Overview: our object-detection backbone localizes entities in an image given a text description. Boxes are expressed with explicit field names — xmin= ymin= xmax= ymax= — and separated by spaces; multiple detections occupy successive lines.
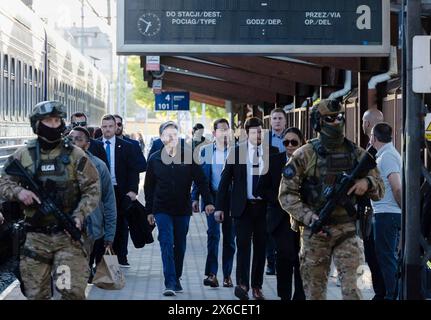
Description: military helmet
xmin=30 ymin=101 xmax=67 ymax=133
xmin=310 ymin=99 xmax=345 ymax=132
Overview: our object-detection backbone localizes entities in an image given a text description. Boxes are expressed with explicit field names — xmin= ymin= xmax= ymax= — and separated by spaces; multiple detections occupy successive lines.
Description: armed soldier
xmin=278 ymin=99 xmax=384 ymax=300
xmin=0 ymin=101 xmax=100 ymax=300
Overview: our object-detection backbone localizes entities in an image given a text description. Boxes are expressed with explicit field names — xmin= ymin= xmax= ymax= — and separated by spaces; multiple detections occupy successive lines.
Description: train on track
xmin=0 ymin=1 xmax=108 ymax=261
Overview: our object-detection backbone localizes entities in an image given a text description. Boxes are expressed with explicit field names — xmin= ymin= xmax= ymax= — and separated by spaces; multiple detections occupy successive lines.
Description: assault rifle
xmin=5 ymin=159 xmax=83 ymax=245
xmin=309 ymin=147 xmax=377 ymax=238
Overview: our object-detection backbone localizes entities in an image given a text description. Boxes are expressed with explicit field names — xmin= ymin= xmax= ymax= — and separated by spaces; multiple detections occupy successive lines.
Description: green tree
xmin=127 ymin=56 xmax=227 ymax=122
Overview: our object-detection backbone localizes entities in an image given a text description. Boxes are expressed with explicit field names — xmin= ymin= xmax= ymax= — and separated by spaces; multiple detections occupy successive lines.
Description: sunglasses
xmin=116 ymin=122 xmax=123 ymax=127
xmin=323 ymin=113 xmax=345 ymax=123
xmin=283 ymin=139 xmax=299 ymax=147
xmin=68 ymin=135 xmax=86 ymax=142
xmin=72 ymin=121 xmax=87 ymax=127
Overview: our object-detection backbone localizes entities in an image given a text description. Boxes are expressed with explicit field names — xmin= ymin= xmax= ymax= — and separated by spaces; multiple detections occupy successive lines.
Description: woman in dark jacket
xmin=258 ymin=127 xmax=306 ymax=300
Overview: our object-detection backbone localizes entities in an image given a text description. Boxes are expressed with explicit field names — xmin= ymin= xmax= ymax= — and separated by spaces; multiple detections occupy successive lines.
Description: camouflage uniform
xmin=0 ymin=101 xmax=100 ymax=300
xmin=278 ymin=100 xmax=384 ymax=300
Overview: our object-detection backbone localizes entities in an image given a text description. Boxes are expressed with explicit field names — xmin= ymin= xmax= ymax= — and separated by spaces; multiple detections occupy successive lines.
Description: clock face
xmin=137 ymin=13 xmax=161 ymax=37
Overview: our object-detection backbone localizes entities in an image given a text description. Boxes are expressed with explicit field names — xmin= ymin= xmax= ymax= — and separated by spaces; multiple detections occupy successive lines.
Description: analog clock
xmin=137 ymin=12 xmax=161 ymax=37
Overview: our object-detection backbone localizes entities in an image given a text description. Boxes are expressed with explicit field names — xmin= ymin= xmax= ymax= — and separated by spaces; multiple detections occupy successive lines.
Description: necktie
xmin=105 ymin=140 xmax=111 ymax=169
xmin=252 ymin=146 xmax=260 ymax=198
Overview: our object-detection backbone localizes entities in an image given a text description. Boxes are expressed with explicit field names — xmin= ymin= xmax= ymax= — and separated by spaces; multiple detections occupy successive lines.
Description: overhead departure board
xmin=117 ymin=0 xmax=390 ymax=56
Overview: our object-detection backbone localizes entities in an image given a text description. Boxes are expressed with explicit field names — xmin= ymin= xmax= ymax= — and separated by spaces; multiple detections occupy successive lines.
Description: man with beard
xmin=0 ymin=101 xmax=100 ymax=299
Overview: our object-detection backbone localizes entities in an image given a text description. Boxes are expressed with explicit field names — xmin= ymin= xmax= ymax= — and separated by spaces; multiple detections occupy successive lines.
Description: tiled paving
xmin=2 ymin=211 xmax=374 ymax=300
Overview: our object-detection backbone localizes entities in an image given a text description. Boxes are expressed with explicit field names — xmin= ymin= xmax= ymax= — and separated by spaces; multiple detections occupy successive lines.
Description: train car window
xmin=11 ymin=58 xmax=15 ymax=121
xmin=40 ymin=71 xmax=44 ymax=102
xmin=24 ymin=63 xmax=28 ymax=117
xmin=17 ymin=60 xmax=22 ymax=121
xmin=72 ymin=87 xmax=76 ymax=112
xmin=34 ymin=69 xmax=38 ymax=103
xmin=3 ymin=54 xmax=9 ymax=121
xmin=29 ymin=66 xmax=33 ymax=111
xmin=54 ymin=78 xmax=58 ymax=100
xmin=60 ymin=82 xmax=64 ymax=104
xmin=48 ymin=76 xmax=53 ymax=101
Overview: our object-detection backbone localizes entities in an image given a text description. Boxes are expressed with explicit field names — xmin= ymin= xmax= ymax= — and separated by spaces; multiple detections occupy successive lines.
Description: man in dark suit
xmin=100 ymin=114 xmax=138 ymax=267
xmin=215 ymin=117 xmax=278 ymax=300
xmin=70 ymin=112 xmax=108 ymax=167
xmin=265 ymin=108 xmax=288 ymax=275
xmin=113 ymin=114 xmax=147 ymax=173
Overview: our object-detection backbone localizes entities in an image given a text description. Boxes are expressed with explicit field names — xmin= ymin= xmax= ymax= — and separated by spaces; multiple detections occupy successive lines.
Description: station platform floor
xmin=1 ymin=210 xmax=374 ymax=300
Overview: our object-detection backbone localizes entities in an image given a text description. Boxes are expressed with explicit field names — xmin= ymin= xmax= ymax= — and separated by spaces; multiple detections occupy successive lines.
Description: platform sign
xmin=146 ymin=55 xmax=160 ymax=71
xmin=117 ymin=0 xmax=390 ymax=56
xmin=152 ymin=79 xmax=162 ymax=94
xmin=155 ymin=92 xmax=190 ymax=111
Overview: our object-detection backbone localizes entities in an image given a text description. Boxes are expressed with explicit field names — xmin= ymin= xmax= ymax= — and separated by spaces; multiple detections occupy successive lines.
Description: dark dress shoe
xmin=292 ymin=292 xmax=306 ymax=300
xmin=88 ymin=267 xmax=95 ymax=284
xmin=252 ymin=288 xmax=265 ymax=300
xmin=234 ymin=285 xmax=249 ymax=300
xmin=223 ymin=276 xmax=233 ymax=288
xmin=203 ymin=274 xmax=219 ymax=287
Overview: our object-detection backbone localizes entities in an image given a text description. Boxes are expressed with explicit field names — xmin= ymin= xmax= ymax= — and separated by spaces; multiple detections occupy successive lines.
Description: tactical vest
xmin=19 ymin=139 xmax=81 ymax=226
xmin=301 ymin=138 xmax=359 ymax=223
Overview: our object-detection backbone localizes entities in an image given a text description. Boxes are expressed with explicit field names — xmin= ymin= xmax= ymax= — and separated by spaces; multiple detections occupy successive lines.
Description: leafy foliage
xmin=127 ymin=56 xmax=228 ymax=121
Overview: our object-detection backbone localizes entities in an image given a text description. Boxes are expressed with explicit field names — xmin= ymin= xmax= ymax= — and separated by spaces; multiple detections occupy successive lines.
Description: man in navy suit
xmin=113 ymin=114 xmax=147 ymax=173
xmin=70 ymin=112 xmax=108 ymax=167
xmin=100 ymin=114 xmax=138 ymax=267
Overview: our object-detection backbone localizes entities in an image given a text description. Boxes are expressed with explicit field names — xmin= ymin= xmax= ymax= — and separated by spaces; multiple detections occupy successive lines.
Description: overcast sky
xmin=32 ymin=0 xmax=114 ymax=34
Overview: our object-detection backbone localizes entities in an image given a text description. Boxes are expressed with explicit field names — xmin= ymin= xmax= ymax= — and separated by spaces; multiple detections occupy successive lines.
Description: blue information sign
xmin=155 ymin=92 xmax=190 ymax=111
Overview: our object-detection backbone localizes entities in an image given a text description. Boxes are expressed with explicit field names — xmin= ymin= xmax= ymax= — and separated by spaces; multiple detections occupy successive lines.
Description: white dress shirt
xmin=102 ymin=135 xmax=117 ymax=186
xmin=246 ymin=141 xmax=264 ymax=200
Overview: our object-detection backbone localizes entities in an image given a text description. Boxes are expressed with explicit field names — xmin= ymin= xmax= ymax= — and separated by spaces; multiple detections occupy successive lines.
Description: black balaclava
xmin=37 ymin=120 xmax=65 ymax=150
xmin=319 ymin=119 xmax=345 ymax=150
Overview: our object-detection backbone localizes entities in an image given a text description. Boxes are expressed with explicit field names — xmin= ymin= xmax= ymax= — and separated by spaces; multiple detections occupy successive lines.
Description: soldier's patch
xmin=283 ymin=164 xmax=296 ymax=179
xmin=77 ymin=157 xmax=87 ymax=173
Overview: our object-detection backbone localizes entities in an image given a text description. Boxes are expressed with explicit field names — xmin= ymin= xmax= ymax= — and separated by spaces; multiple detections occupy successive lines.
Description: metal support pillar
xmin=403 ymin=0 xmax=424 ymax=300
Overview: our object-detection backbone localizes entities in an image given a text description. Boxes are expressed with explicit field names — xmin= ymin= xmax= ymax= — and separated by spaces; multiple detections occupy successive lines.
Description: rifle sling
xmin=21 ymin=247 xmax=53 ymax=265
xmin=333 ymin=230 xmax=356 ymax=249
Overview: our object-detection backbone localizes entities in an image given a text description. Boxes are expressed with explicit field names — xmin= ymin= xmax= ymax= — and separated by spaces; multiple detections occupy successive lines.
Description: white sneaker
xmin=119 ymin=262 xmax=131 ymax=268
xmin=163 ymin=289 xmax=176 ymax=296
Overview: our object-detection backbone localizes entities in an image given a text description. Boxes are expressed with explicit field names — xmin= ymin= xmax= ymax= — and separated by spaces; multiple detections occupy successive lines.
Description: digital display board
xmin=117 ymin=0 xmax=390 ymax=56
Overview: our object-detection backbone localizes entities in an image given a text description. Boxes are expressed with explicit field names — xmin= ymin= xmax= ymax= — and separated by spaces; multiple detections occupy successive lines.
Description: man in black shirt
xmin=145 ymin=121 xmax=215 ymax=296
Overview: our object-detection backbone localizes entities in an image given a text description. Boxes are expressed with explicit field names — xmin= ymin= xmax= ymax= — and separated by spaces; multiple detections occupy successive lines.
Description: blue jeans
xmin=155 ymin=213 xmax=190 ymax=290
xmin=204 ymin=212 xmax=236 ymax=278
xmin=373 ymin=212 xmax=401 ymax=300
